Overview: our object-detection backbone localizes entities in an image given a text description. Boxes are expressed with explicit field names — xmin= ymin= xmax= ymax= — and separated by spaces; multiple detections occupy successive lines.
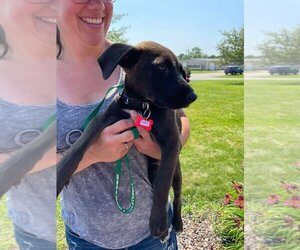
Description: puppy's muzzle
xmin=186 ymin=92 xmax=197 ymax=103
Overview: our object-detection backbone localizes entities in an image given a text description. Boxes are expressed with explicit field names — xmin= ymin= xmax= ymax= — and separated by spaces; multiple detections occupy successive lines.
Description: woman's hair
xmin=0 ymin=25 xmax=9 ymax=59
xmin=56 ymin=26 xmax=62 ymax=59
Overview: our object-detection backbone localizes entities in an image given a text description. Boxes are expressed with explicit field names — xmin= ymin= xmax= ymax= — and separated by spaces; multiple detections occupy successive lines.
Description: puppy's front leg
xmin=150 ymin=122 xmax=180 ymax=240
xmin=57 ymin=114 xmax=107 ymax=195
xmin=172 ymin=161 xmax=183 ymax=233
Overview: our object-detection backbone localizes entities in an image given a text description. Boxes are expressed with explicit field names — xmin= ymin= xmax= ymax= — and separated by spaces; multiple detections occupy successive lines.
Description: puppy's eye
xmin=157 ymin=65 xmax=167 ymax=72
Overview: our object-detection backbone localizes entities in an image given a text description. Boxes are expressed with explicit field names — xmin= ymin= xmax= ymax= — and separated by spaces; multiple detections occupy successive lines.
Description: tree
xmin=257 ymin=26 xmax=300 ymax=65
xmin=177 ymin=47 xmax=207 ymax=60
xmin=106 ymin=13 xmax=130 ymax=44
xmin=217 ymin=27 xmax=244 ymax=65
xmin=186 ymin=47 xmax=206 ymax=58
xmin=177 ymin=53 xmax=187 ymax=60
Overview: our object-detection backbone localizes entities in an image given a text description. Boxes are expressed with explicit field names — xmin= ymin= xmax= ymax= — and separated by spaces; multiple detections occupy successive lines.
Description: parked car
xmin=224 ymin=66 xmax=243 ymax=75
xmin=269 ymin=66 xmax=299 ymax=75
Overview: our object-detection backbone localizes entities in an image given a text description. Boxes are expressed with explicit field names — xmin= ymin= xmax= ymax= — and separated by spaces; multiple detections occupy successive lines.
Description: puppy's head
xmin=98 ymin=41 xmax=197 ymax=109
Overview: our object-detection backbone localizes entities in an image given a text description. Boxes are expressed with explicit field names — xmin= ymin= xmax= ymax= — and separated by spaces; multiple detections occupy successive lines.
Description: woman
xmin=0 ymin=0 xmax=56 ymax=249
xmin=57 ymin=0 xmax=190 ymax=249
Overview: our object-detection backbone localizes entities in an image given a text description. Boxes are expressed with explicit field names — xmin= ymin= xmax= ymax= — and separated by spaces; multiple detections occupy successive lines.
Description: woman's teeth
xmin=37 ymin=17 xmax=56 ymax=24
xmin=80 ymin=17 xmax=103 ymax=25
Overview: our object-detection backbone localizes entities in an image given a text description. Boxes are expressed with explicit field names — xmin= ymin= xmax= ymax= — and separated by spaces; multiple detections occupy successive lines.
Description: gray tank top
xmin=57 ymin=78 xmax=153 ymax=249
xmin=0 ymin=98 xmax=56 ymax=242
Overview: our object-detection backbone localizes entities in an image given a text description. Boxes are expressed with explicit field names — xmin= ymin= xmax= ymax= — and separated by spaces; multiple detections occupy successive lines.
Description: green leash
xmin=114 ymin=153 xmax=135 ymax=213
xmin=82 ymin=84 xmax=124 ymax=130
xmin=82 ymin=84 xmax=139 ymax=214
xmin=42 ymin=113 xmax=56 ymax=131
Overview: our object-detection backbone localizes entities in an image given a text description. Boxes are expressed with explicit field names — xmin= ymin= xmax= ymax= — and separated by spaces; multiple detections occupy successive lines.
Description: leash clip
xmin=143 ymin=103 xmax=151 ymax=120
xmin=124 ymin=97 xmax=129 ymax=105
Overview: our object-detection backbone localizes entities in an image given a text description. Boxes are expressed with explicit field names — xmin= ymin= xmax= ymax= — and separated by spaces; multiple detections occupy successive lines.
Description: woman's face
xmin=0 ymin=0 xmax=56 ymax=46
xmin=57 ymin=0 xmax=113 ymax=47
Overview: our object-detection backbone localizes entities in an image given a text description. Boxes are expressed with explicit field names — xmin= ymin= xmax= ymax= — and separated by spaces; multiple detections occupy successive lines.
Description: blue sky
xmin=245 ymin=0 xmax=300 ymax=55
xmin=113 ymin=0 xmax=300 ymax=57
xmin=113 ymin=0 xmax=244 ymax=56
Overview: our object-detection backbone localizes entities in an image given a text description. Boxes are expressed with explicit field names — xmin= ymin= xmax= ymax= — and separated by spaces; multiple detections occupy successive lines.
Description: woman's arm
xmin=176 ymin=109 xmax=190 ymax=147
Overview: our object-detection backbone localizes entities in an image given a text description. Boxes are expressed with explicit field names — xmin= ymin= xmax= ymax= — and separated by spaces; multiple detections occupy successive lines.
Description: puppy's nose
xmin=187 ymin=92 xmax=197 ymax=103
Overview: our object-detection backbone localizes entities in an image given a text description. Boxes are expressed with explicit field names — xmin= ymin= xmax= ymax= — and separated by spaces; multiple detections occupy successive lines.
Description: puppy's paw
xmin=150 ymin=212 xmax=168 ymax=239
xmin=172 ymin=215 xmax=183 ymax=233
xmin=159 ymin=225 xmax=173 ymax=244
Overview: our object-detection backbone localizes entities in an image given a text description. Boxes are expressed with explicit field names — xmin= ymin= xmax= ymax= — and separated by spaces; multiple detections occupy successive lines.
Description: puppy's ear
xmin=98 ymin=43 xmax=142 ymax=80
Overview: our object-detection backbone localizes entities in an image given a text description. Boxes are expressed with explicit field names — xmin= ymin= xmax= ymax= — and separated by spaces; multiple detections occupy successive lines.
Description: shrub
xmin=215 ymin=181 xmax=244 ymax=249
xmin=252 ymin=180 xmax=300 ymax=249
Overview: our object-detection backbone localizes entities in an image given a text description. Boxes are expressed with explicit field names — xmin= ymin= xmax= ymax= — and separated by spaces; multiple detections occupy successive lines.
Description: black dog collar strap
xmin=119 ymin=90 xmax=150 ymax=112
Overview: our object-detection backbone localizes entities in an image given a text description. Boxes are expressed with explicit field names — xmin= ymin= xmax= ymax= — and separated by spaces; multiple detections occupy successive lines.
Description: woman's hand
xmin=130 ymin=111 xmax=161 ymax=160
xmin=76 ymin=119 xmax=135 ymax=173
xmin=87 ymin=119 xmax=135 ymax=163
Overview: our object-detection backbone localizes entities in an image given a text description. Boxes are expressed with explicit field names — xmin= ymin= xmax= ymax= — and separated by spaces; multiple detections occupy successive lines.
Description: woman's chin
xmin=79 ymin=34 xmax=106 ymax=47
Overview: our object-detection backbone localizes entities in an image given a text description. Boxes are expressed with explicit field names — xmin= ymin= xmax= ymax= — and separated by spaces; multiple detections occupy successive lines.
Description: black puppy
xmin=57 ymin=41 xmax=197 ymax=240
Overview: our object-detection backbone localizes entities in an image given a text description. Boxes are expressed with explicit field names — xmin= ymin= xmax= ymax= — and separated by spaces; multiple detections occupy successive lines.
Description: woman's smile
xmin=57 ymin=1 xmax=113 ymax=47
xmin=79 ymin=16 xmax=104 ymax=26
xmin=34 ymin=16 xmax=57 ymax=25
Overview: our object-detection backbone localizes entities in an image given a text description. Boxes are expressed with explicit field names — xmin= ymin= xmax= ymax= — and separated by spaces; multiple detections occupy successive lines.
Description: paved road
xmin=190 ymin=70 xmax=300 ymax=81
xmin=190 ymin=70 xmax=242 ymax=80
xmin=245 ymin=70 xmax=269 ymax=78
xmin=245 ymin=70 xmax=300 ymax=80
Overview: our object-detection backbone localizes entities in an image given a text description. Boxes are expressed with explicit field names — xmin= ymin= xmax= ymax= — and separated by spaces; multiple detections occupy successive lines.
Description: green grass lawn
xmin=245 ymin=79 xmax=300 ymax=201
xmin=245 ymin=79 xmax=300 ymax=248
xmin=56 ymin=198 xmax=67 ymax=250
xmin=0 ymin=198 xmax=17 ymax=249
xmin=181 ymin=80 xmax=243 ymax=213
